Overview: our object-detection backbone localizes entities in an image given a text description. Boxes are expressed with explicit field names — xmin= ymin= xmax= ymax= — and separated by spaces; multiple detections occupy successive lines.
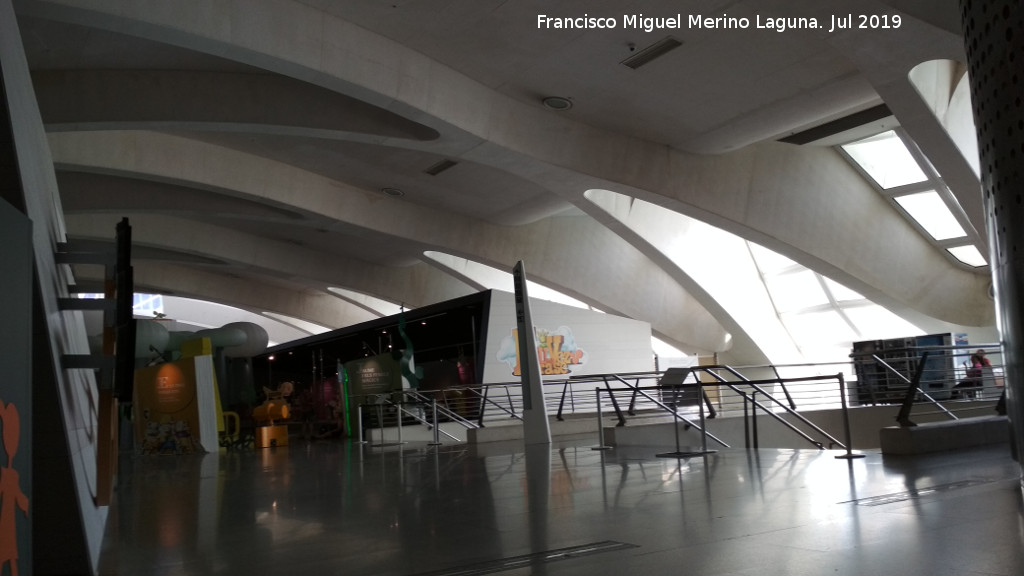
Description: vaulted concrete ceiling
xmin=13 ymin=0 xmax=992 ymax=362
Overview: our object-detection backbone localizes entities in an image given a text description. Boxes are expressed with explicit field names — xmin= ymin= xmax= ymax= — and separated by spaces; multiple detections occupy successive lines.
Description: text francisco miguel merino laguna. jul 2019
xmin=537 ymin=13 xmax=903 ymax=33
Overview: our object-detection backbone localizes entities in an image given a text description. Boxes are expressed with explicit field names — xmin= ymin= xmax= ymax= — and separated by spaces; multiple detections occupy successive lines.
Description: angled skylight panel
xmin=747 ymin=243 xmax=799 ymax=274
xmin=821 ymin=277 xmax=864 ymax=302
xmin=781 ymin=309 xmax=858 ymax=347
xmin=763 ymin=269 xmax=830 ymax=313
xmin=892 ymin=191 xmax=966 ymax=241
xmin=133 ymin=293 xmax=165 ymax=316
xmin=947 ymin=245 xmax=987 ymax=267
xmin=842 ymin=306 xmax=921 ymax=340
xmin=841 ymin=130 xmax=927 ymax=189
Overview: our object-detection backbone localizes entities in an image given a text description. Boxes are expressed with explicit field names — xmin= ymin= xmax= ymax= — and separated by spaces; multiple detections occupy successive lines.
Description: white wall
xmin=1 ymin=2 xmax=106 ymax=571
xmin=482 ymin=290 xmax=654 ymax=383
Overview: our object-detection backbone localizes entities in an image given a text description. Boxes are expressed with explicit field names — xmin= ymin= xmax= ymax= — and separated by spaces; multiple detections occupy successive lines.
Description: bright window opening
xmin=763 ymin=270 xmax=830 ymax=313
xmin=841 ymin=130 xmax=927 ymax=189
xmin=893 ymin=191 xmax=967 ymax=241
xmin=947 ymin=245 xmax=988 ymax=267
xmin=79 ymin=292 xmax=165 ymax=316
xmin=822 ymin=277 xmax=864 ymax=302
xmin=586 ymin=187 xmax=927 ymax=368
xmin=838 ymin=128 xmax=987 ymax=270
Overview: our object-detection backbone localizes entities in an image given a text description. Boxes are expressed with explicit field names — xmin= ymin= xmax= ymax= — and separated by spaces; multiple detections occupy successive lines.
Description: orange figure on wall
xmin=0 ymin=401 xmax=29 ymax=576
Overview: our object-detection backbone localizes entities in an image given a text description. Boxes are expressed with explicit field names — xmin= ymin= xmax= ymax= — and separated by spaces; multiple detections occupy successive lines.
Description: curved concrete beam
xmin=23 ymin=0 xmax=988 ymax=326
xmin=26 ymin=0 xmax=993 ymax=336
xmin=32 ymin=69 xmax=439 ymax=141
xmin=63 ymin=211 xmax=478 ymax=309
xmin=52 ymin=131 xmax=732 ymax=352
xmin=71 ymin=260 xmax=379 ymax=329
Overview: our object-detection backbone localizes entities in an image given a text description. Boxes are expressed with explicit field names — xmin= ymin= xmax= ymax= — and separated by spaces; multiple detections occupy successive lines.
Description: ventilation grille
xmin=840 ymin=479 xmax=992 ymax=506
xmin=412 ymin=541 xmax=638 ymax=576
xmin=777 ymin=104 xmax=892 ymax=145
xmin=424 ymin=159 xmax=458 ymax=176
xmin=621 ymin=37 xmax=683 ymax=69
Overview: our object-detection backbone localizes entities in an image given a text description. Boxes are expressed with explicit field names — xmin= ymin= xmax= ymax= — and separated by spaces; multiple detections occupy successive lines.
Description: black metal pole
xmin=835 ymin=373 xmax=865 ymax=459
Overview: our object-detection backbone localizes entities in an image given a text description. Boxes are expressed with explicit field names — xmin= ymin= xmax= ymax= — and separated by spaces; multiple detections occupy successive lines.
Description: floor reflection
xmin=100 ymin=439 xmax=1023 ymax=576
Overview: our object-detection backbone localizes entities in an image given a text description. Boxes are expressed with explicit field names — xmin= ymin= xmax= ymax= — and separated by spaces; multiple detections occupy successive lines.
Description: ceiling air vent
xmin=620 ymin=37 xmax=683 ymax=70
xmin=424 ymin=159 xmax=458 ymax=176
xmin=778 ymin=104 xmax=892 ymax=145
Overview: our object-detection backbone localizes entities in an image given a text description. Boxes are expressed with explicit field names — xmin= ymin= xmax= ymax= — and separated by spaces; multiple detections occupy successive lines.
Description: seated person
xmin=952 ymin=350 xmax=991 ymax=398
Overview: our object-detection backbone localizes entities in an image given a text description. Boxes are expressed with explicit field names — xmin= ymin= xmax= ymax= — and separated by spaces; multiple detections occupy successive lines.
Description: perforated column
xmin=960 ymin=1 xmax=1024 ymax=472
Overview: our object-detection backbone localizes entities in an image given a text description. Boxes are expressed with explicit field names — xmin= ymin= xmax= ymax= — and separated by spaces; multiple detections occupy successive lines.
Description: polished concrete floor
xmin=99 ymin=436 xmax=1024 ymax=575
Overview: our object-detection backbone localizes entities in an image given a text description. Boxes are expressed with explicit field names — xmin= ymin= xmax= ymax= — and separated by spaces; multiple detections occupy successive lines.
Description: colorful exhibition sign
xmin=497 ymin=326 xmax=588 ymax=377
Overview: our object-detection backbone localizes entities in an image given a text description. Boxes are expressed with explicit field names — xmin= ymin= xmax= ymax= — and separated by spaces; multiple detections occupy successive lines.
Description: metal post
xmin=698 ymin=381 xmax=709 ymax=454
xmin=478 ymin=384 xmax=490 ymax=427
xmin=602 ymin=376 xmax=627 ymax=426
xmin=592 ymin=388 xmax=611 ymax=450
xmin=397 ymin=399 xmax=404 ymax=444
xmin=356 ymin=404 xmax=367 ymax=444
xmin=672 ymin=394 xmax=682 ymax=454
xmin=835 ymin=373 xmax=865 ymax=459
xmin=657 ymin=381 xmax=716 ymax=458
xmin=742 ymin=392 xmax=750 ymax=449
xmin=557 ymin=380 xmax=570 ymax=421
xmin=377 ymin=404 xmax=384 ymax=446
xmin=430 ymin=399 xmax=442 ymax=446
xmin=751 ymin=390 xmax=759 ymax=450
xmin=896 ymin=352 xmax=928 ymax=427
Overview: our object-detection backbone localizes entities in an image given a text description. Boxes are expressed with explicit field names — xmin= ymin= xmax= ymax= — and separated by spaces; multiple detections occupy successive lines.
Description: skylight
xmin=947 ymin=245 xmax=988 ymax=267
xmin=79 ymin=292 xmax=166 ymax=316
xmin=585 ymin=188 xmax=926 ymax=368
xmin=841 ymin=130 xmax=927 ymax=189
xmin=838 ymin=128 xmax=987 ymax=269
xmin=822 ymin=277 xmax=864 ymax=302
xmin=893 ymin=191 xmax=967 ymax=241
xmin=763 ymin=270 xmax=830 ymax=313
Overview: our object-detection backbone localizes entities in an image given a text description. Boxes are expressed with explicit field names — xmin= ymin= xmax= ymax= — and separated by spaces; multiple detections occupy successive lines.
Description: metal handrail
xmin=558 ymin=372 xmax=663 ymax=420
xmin=877 ymin=352 xmax=959 ymax=425
xmin=690 ymin=366 xmax=846 ymax=450
xmin=403 ymin=389 xmax=478 ymax=429
xmin=850 ymin=342 xmax=1003 ymax=424
xmin=768 ymin=364 xmax=797 ymax=410
xmin=392 ymin=401 xmax=461 ymax=442
xmin=468 ymin=383 xmax=523 ymax=427
xmin=605 ymin=375 xmax=731 ymax=448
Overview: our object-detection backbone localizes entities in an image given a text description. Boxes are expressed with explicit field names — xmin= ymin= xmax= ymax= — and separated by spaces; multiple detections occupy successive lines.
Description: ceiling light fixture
xmin=381 ymin=187 xmax=405 ymax=197
xmin=620 ymin=36 xmax=683 ymax=69
xmin=424 ymin=159 xmax=459 ymax=175
xmin=542 ymin=96 xmax=573 ymax=111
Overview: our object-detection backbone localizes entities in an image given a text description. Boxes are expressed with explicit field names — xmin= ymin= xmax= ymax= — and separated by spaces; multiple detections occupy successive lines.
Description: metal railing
xmin=351 ymin=390 xmax=480 ymax=444
xmin=687 ymin=365 xmax=847 ymax=449
xmin=342 ymin=347 xmax=1004 ymax=444
xmin=849 ymin=342 xmax=1005 ymax=426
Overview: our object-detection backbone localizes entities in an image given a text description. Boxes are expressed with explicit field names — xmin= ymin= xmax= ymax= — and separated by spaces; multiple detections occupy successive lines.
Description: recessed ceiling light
xmin=542 ymin=96 xmax=573 ymax=111
xmin=381 ymin=187 xmax=405 ymax=197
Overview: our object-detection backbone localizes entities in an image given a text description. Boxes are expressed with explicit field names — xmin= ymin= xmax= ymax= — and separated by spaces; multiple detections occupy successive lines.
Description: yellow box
xmin=180 ymin=337 xmax=213 ymax=358
xmin=255 ymin=424 xmax=289 ymax=448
